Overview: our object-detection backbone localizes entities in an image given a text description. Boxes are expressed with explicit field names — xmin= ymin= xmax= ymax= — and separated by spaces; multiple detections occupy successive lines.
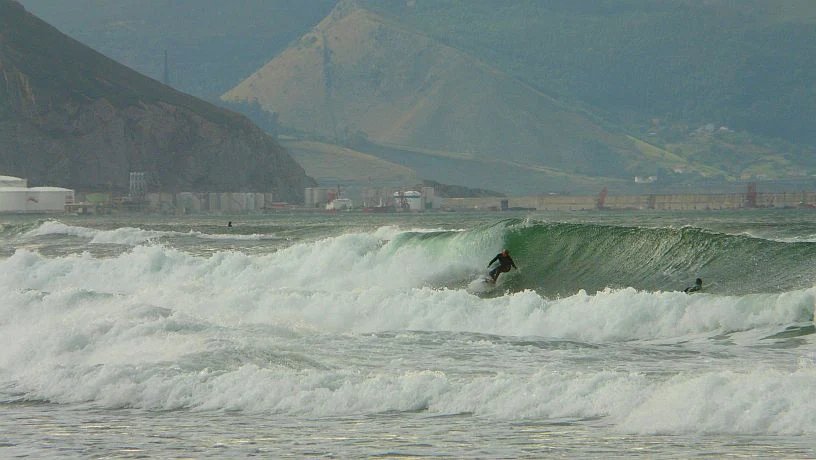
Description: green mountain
xmin=364 ymin=1 xmax=816 ymax=142
xmin=360 ymin=0 xmax=816 ymax=175
xmin=0 ymin=0 xmax=314 ymax=199
xmin=223 ymin=3 xmax=657 ymax=195
xmin=226 ymin=1 xmax=815 ymax=194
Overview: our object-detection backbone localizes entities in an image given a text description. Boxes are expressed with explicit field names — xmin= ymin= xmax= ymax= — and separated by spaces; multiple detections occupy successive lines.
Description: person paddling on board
xmin=487 ymin=249 xmax=517 ymax=283
xmin=684 ymin=278 xmax=703 ymax=293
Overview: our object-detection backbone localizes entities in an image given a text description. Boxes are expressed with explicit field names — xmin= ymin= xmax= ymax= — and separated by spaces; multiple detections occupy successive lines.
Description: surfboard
xmin=467 ymin=275 xmax=496 ymax=294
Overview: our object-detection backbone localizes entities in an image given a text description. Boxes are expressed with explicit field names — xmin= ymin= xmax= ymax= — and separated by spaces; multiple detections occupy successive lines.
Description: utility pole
xmin=163 ymin=50 xmax=169 ymax=86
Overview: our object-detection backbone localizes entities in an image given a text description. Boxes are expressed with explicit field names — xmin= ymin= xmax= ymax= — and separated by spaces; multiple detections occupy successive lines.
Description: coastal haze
xmin=13 ymin=0 xmax=816 ymax=198
xmin=2 ymin=2 xmax=816 ymax=458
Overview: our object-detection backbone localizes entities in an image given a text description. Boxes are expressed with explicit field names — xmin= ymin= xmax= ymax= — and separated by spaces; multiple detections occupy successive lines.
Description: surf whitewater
xmin=1 ymin=213 xmax=815 ymax=456
xmin=2 ymin=215 xmax=814 ymax=338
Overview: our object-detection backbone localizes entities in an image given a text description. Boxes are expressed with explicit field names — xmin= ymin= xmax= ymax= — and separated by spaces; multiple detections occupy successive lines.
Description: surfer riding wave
xmin=487 ymin=249 xmax=517 ymax=283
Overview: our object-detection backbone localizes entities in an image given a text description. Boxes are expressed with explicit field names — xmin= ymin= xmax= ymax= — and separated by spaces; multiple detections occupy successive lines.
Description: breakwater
xmin=444 ymin=191 xmax=816 ymax=211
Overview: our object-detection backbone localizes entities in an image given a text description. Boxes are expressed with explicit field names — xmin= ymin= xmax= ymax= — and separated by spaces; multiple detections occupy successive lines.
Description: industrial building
xmin=394 ymin=187 xmax=440 ymax=211
xmin=159 ymin=192 xmax=278 ymax=213
xmin=393 ymin=190 xmax=422 ymax=210
xmin=306 ymin=186 xmax=442 ymax=211
xmin=0 ymin=175 xmax=74 ymax=213
xmin=304 ymin=187 xmax=341 ymax=209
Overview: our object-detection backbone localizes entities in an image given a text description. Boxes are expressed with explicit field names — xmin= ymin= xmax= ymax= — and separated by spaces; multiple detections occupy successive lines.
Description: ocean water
xmin=1 ymin=210 xmax=815 ymax=458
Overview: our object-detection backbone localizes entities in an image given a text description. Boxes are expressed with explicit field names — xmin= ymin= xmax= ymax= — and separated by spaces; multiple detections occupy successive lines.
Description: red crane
xmin=596 ymin=187 xmax=608 ymax=210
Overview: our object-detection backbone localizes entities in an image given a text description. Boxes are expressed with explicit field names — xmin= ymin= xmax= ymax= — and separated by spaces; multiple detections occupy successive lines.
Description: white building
xmin=634 ymin=176 xmax=658 ymax=184
xmin=0 ymin=176 xmax=74 ymax=213
xmin=326 ymin=197 xmax=353 ymax=211
xmin=394 ymin=190 xmax=423 ymax=210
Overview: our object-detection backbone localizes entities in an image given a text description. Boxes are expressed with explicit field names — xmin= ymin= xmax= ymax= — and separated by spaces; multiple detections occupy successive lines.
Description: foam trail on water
xmin=26 ymin=221 xmax=171 ymax=245
xmin=187 ymin=230 xmax=281 ymax=241
xmin=23 ymin=220 xmax=280 ymax=245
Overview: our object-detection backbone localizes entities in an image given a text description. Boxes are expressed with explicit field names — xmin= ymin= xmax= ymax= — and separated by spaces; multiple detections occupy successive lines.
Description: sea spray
xmin=1 ymin=213 xmax=815 ymax=453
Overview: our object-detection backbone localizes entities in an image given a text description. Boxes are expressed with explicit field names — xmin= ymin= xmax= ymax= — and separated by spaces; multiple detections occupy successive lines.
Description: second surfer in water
xmin=487 ymin=249 xmax=517 ymax=283
xmin=684 ymin=278 xmax=703 ymax=293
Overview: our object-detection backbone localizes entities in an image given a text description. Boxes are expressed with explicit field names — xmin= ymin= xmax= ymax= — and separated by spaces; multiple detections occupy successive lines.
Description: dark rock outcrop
xmin=0 ymin=0 xmax=314 ymax=201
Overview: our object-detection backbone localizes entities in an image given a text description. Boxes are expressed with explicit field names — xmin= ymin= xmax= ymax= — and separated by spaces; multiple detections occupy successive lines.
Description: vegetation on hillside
xmin=362 ymin=0 xmax=816 ymax=179
xmin=363 ymin=0 xmax=816 ymax=142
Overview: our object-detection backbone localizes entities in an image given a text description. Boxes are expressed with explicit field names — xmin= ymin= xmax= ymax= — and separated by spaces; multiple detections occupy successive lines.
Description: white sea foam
xmin=2 ymin=226 xmax=815 ymax=438
xmin=24 ymin=220 xmax=280 ymax=245
xmin=3 ymin=229 xmax=814 ymax=338
xmin=27 ymin=220 xmax=100 ymax=239
xmin=188 ymin=230 xmax=280 ymax=241
xmin=27 ymin=221 xmax=168 ymax=244
xmin=4 ymin=334 xmax=816 ymax=436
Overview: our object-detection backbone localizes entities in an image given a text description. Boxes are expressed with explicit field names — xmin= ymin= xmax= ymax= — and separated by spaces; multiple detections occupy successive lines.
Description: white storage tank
xmin=26 ymin=187 xmax=74 ymax=212
xmin=304 ymin=187 xmax=316 ymax=208
xmin=0 ymin=175 xmax=74 ymax=213
xmin=0 ymin=186 xmax=73 ymax=213
xmin=313 ymin=188 xmax=329 ymax=208
xmin=0 ymin=175 xmax=27 ymax=188
xmin=0 ymin=187 xmax=28 ymax=212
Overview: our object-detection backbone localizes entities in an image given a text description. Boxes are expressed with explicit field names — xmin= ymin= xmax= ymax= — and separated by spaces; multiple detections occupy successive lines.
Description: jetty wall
xmin=444 ymin=191 xmax=816 ymax=211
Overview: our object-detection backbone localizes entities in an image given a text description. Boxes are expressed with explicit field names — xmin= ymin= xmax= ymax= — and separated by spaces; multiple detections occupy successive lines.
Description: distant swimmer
xmin=228 ymin=221 xmax=233 ymax=227
xmin=487 ymin=249 xmax=517 ymax=283
xmin=684 ymin=278 xmax=703 ymax=293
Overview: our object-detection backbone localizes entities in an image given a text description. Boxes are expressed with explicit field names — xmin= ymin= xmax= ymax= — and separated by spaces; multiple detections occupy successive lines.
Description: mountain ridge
xmin=222 ymin=2 xmax=658 ymax=194
xmin=0 ymin=0 xmax=314 ymax=200
xmin=12 ymin=0 xmax=816 ymax=195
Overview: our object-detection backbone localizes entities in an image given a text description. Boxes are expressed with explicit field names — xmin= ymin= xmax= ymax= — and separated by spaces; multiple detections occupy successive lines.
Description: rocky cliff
xmin=0 ymin=0 xmax=314 ymax=201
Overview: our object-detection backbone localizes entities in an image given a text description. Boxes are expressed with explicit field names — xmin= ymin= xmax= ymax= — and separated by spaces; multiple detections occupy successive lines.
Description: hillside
xmin=362 ymin=0 xmax=816 ymax=170
xmin=0 ymin=0 xmax=314 ymax=200
xmin=15 ymin=0 xmax=816 ymax=195
xmin=16 ymin=0 xmax=337 ymax=98
xmin=222 ymin=3 xmax=664 ymax=194
xmin=281 ymin=139 xmax=417 ymax=187
xmin=222 ymin=1 xmax=816 ymax=194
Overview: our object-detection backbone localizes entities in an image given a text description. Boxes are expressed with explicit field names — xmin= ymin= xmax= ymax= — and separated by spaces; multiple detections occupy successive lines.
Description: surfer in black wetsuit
xmin=684 ymin=278 xmax=702 ymax=293
xmin=488 ymin=249 xmax=517 ymax=282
